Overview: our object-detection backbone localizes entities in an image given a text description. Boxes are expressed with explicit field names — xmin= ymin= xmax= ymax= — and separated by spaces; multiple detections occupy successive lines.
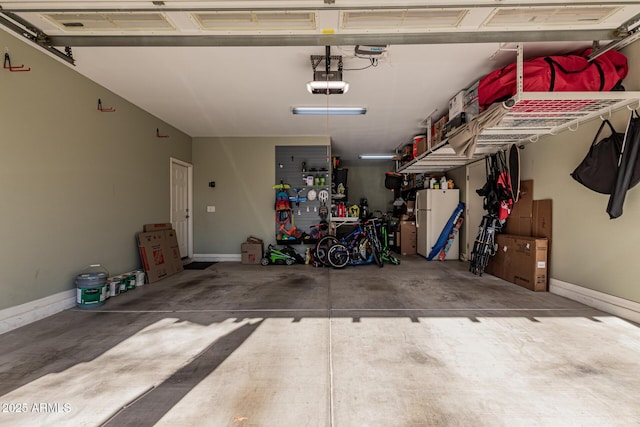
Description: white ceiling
xmin=3 ymin=1 xmax=640 ymax=163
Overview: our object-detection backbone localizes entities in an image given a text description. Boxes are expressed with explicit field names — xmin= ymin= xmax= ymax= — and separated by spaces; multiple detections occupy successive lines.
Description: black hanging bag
xmin=570 ymin=119 xmax=626 ymax=194
xmin=607 ymin=110 xmax=640 ymax=218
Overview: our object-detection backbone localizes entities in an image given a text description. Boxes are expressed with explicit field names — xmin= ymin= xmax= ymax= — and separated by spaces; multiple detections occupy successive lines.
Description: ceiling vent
xmin=341 ymin=8 xmax=467 ymax=31
xmin=193 ymin=11 xmax=316 ymax=31
xmin=483 ymin=6 xmax=621 ymax=27
xmin=44 ymin=13 xmax=174 ymax=31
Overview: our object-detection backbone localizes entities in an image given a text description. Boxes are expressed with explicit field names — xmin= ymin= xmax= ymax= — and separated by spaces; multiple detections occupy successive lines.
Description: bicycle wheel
xmin=470 ymin=216 xmax=490 ymax=275
xmin=372 ymin=244 xmax=384 ymax=267
xmin=327 ymin=244 xmax=349 ymax=268
xmin=367 ymin=227 xmax=384 ymax=268
xmin=315 ymin=236 xmax=338 ymax=267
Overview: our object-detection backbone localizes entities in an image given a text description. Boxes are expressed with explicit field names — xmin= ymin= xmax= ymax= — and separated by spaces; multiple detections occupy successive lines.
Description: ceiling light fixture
xmin=308 ymin=46 xmax=349 ymax=95
xmin=292 ymin=107 xmax=367 ymax=115
xmin=359 ymin=154 xmax=396 ymax=160
xmin=306 ymin=80 xmax=349 ymax=94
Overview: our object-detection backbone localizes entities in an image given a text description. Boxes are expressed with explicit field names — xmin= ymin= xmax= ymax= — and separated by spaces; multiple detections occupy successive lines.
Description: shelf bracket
xmin=516 ymin=43 xmax=523 ymax=99
xmin=3 ymin=52 xmax=30 ymax=72
xmin=97 ymin=98 xmax=115 ymax=112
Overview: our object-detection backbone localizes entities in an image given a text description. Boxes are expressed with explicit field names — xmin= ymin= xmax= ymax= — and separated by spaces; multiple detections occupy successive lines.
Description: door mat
xmin=183 ymin=262 xmax=216 ymax=270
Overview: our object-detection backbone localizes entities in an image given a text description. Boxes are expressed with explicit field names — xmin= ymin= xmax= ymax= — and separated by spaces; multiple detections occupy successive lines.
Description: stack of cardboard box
xmin=486 ymin=180 xmax=552 ymax=292
xmin=136 ymin=223 xmax=184 ymax=283
xmin=396 ymin=220 xmax=417 ymax=256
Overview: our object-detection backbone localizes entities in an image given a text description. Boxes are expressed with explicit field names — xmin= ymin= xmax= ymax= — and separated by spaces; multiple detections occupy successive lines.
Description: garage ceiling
xmin=2 ymin=1 xmax=640 ymax=164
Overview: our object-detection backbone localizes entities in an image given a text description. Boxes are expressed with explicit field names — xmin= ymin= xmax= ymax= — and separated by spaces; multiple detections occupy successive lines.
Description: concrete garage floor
xmin=1 ymin=257 xmax=640 ymax=426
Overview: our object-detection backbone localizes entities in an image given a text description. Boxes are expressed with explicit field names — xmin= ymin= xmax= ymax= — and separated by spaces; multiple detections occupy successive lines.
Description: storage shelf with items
xmin=331 ymin=156 xmax=348 ymax=202
xmin=398 ymin=44 xmax=640 ymax=175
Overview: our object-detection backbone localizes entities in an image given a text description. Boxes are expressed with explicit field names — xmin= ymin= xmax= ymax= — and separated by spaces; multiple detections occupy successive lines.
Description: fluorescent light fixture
xmin=306 ymin=80 xmax=349 ymax=94
xmin=292 ymin=107 xmax=367 ymax=115
xmin=359 ymin=154 xmax=395 ymax=160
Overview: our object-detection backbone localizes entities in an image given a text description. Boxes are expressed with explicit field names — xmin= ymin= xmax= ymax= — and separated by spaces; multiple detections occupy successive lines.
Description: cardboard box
xmin=532 ymin=199 xmax=552 ymax=241
xmin=241 ymin=236 xmax=264 ymax=264
xmin=431 ymin=115 xmax=448 ymax=146
xmin=399 ymin=221 xmax=417 ymax=255
xmin=445 ymin=112 xmax=467 ymax=135
xmin=143 ymin=223 xmax=173 ymax=232
xmin=164 ymin=228 xmax=184 ymax=274
xmin=504 ymin=180 xmax=534 ymax=236
xmin=487 ymin=234 xmax=548 ymax=292
xmin=401 ymin=143 xmax=414 ymax=161
xmin=137 ymin=231 xmax=172 ymax=283
xmin=448 ymin=90 xmax=466 ymax=118
xmin=485 ymin=237 xmax=508 ymax=279
xmin=463 ymin=81 xmax=480 ymax=120
xmin=532 ymin=199 xmax=552 ymax=287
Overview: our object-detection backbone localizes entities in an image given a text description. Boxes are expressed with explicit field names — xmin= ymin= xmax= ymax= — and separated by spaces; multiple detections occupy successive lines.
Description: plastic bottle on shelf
xmin=440 ymin=175 xmax=448 ymax=190
xmin=429 ymin=177 xmax=437 ymax=189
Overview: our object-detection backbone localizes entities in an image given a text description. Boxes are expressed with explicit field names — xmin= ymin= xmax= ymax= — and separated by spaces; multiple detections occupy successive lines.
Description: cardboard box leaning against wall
xmin=164 ymin=228 xmax=184 ymax=274
xmin=143 ymin=223 xmax=173 ymax=232
xmin=137 ymin=230 xmax=172 ymax=283
xmin=138 ymin=224 xmax=184 ymax=283
xmin=504 ymin=180 xmax=534 ymax=236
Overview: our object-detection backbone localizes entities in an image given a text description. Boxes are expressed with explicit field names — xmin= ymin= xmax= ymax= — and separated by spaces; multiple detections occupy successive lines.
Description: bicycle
xmin=327 ymin=220 xmax=383 ymax=268
xmin=369 ymin=211 xmax=400 ymax=265
xmin=377 ymin=217 xmax=400 ymax=265
xmin=469 ymin=214 xmax=501 ymax=276
xmin=314 ymin=220 xmax=383 ymax=268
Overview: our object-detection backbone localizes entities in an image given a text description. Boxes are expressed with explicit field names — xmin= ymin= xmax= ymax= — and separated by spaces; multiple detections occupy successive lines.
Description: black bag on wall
xmin=570 ymin=119 xmax=626 ymax=194
xmin=607 ymin=110 xmax=640 ymax=219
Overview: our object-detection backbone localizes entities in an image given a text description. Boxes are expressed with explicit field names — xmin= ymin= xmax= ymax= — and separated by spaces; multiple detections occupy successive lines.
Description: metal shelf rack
xmin=398 ymin=45 xmax=640 ymax=175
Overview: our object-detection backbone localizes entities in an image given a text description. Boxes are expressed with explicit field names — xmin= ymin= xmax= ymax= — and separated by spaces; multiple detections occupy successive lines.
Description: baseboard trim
xmin=0 ymin=289 xmax=76 ymax=335
xmin=192 ymin=253 xmax=241 ymax=262
xmin=550 ymin=279 xmax=640 ymax=324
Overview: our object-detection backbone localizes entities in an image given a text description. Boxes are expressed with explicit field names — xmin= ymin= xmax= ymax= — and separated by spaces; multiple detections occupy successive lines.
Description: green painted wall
xmin=0 ymin=32 xmax=191 ymax=310
xmin=346 ymin=163 xmax=396 ymax=215
xmin=192 ymin=136 xmax=330 ymax=254
xmin=516 ymin=41 xmax=640 ymax=303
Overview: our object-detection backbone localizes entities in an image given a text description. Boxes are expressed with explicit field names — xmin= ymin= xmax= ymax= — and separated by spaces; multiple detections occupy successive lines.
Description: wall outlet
xmin=207 ymin=206 xmax=215 ymax=213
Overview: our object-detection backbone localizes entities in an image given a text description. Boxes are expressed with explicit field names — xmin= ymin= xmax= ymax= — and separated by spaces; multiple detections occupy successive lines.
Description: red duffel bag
xmin=478 ymin=49 xmax=628 ymax=110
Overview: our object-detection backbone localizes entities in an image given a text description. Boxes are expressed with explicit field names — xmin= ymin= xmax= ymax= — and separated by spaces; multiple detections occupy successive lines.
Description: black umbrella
xmin=607 ymin=110 xmax=640 ymax=219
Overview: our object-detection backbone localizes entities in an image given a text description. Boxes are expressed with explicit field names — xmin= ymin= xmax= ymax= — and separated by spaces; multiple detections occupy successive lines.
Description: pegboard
xmin=275 ymin=146 xmax=330 ymax=244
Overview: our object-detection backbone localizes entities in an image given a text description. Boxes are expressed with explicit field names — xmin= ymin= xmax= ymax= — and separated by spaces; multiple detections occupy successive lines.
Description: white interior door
xmin=171 ymin=158 xmax=192 ymax=258
xmin=465 ymin=159 xmax=487 ymax=261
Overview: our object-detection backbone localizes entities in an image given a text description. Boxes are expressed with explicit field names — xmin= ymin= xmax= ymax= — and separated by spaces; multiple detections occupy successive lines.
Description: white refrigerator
xmin=415 ymin=189 xmax=460 ymax=260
